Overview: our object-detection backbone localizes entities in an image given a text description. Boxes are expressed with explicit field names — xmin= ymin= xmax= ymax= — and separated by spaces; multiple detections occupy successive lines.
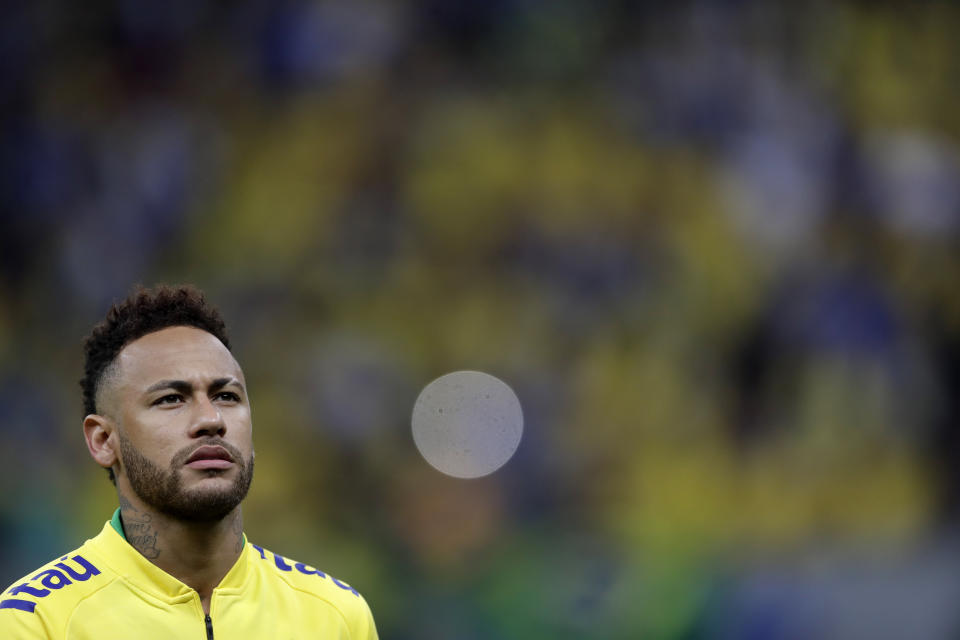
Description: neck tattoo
xmin=119 ymin=494 xmax=161 ymax=559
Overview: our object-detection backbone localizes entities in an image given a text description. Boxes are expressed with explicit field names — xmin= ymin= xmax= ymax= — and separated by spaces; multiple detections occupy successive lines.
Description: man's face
xmin=103 ymin=326 xmax=255 ymax=522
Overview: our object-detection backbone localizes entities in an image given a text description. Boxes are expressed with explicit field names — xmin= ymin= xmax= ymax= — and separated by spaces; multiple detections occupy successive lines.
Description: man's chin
xmin=162 ymin=489 xmax=244 ymax=522
xmin=153 ymin=475 xmax=246 ymax=521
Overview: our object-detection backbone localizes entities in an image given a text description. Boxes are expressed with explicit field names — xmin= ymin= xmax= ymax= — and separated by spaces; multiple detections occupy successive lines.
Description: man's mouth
xmin=185 ymin=445 xmax=234 ymax=470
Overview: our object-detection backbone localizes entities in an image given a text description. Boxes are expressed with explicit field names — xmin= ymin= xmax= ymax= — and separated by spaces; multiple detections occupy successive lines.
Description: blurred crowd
xmin=2 ymin=1 xmax=960 ymax=638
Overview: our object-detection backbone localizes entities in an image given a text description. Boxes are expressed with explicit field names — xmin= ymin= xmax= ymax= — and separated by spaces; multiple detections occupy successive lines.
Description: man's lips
xmin=185 ymin=445 xmax=234 ymax=470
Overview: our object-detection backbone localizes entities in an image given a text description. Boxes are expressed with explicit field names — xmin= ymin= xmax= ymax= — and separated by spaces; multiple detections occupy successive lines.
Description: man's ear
xmin=83 ymin=414 xmax=118 ymax=472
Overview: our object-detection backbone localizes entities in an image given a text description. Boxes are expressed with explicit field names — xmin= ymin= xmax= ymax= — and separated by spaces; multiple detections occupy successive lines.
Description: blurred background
xmin=2 ymin=1 xmax=960 ymax=638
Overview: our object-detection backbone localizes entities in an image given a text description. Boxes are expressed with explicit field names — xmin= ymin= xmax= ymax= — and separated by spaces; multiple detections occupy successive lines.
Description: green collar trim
xmin=109 ymin=507 xmax=246 ymax=549
xmin=110 ymin=507 xmax=126 ymax=540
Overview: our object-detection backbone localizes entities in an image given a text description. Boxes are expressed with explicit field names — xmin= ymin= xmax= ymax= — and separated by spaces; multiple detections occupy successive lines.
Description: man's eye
xmin=153 ymin=394 xmax=183 ymax=405
xmin=215 ymin=392 xmax=240 ymax=402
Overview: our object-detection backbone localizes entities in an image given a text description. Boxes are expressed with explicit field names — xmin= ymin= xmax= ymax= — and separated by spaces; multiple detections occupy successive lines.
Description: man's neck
xmin=117 ymin=492 xmax=244 ymax=613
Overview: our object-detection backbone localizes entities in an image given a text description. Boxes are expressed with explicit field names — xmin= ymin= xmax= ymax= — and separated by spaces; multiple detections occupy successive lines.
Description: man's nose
xmin=190 ymin=395 xmax=226 ymax=438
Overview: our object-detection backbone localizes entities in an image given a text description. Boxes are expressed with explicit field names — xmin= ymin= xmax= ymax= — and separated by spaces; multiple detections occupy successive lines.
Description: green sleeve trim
xmin=110 ymin=507 xmax=126 ymax=540
xmin=109 ymin=506 xmax=246 ymax=549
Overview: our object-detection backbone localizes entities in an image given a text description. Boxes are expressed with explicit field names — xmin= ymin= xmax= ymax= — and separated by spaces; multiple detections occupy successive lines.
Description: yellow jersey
xmin=0 ymin=512 xmax=378 ymax=639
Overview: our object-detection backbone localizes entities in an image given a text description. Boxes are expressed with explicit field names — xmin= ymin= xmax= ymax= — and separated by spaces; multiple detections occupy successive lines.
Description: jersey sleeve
xmin=0 ymin=605 xmax=51 ymax=639
xmin=351 ymin=593 xmax=378 ymax=640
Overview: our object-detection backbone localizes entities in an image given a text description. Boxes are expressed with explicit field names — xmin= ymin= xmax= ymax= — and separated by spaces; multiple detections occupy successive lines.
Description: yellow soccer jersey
xmin=0 ymin=512 xmax=378 ymax=639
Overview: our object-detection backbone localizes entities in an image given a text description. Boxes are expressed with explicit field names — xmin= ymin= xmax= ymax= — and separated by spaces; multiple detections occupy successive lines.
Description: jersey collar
xmin=92 ymin=511 xmax=252 ymax=602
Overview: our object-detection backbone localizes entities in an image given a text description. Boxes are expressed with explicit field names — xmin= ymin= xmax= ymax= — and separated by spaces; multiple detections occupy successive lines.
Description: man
xmin=0 ymin=285 xmax=378 ymax=639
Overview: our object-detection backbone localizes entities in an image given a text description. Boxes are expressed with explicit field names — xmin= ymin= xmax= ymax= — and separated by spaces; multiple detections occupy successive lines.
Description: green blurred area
xmin=2 ymin=2 xmax=960 ymax=637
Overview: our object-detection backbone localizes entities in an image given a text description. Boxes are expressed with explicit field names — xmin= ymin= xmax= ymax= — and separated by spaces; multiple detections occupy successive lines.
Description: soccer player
xmin=0 ymin=285 xmax=378 ymax=639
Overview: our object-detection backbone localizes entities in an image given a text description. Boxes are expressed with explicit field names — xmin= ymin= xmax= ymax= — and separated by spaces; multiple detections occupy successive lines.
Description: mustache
xmin=171 ymin=439 xmax=247 ymax=469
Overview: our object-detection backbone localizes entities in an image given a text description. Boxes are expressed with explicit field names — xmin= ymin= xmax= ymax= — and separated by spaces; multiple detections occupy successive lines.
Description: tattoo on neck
xmin=119 ymin=494 xmax=161 ymax=559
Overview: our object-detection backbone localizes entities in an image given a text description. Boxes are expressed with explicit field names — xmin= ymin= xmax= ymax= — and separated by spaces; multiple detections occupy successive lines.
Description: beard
xmin=118 ymin=434 xmax=255 ymax=523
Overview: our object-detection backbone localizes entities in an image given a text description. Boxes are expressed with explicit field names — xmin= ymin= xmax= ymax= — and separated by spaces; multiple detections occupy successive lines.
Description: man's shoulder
xmin=1 ymin=538 xmax=111 ymax=629
xmin=245 ymin=542 xmax=370 ymax=612
xmin=242 ymin=543 xmax=379 ymax=638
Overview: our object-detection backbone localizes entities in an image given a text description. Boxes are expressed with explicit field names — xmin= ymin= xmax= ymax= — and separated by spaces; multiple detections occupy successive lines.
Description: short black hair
xmin=81 ymin=285 xmax=231 ymax=483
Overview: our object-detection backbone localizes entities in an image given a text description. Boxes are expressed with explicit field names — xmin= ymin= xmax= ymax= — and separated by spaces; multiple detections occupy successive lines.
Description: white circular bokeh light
xmin=411 ymin=371 xmax=523 ymax=479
